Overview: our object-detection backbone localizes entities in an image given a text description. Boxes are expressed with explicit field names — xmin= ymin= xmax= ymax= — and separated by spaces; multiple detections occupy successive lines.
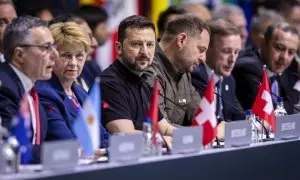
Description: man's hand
xmin=79 ymin=148 xmax=107 ymax=160
xmin=217 ymin=120 xmax=226 ymax=140
xmin=163 ymin=136 xmax=172 ymax=150
xmin=93 ymin=149 xmax=107 ymax=160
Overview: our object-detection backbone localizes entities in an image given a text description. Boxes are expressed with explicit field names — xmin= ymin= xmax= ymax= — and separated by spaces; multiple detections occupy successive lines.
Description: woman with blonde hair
xmin=36 ymin=22 xmax=108 ymax=148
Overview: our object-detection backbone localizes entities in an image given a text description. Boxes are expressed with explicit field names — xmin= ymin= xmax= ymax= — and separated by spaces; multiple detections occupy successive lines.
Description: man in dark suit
xmin=233 ymin=22 xmax=300 ymax=114
xmin=0 ymin=16 xmax=57 ymax=163
xmin=192 ymin=19 xmax=245 ymax=139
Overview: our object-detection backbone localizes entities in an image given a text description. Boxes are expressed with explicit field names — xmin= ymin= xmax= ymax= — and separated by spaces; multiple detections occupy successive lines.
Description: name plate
xmin=109 ymin=134 xmax=143 ymax=163
xmin=172 ymin=126 xmax=202 ymax=154
xmin=42 ymin=140 xmax=78 ymax=170
xmin=225 ymin=120 xmax=251 ymax=148
xmin=275 ymin=113 xmax=300 ymax=140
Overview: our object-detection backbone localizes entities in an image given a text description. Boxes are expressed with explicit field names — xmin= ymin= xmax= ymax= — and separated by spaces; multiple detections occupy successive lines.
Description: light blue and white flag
xmin=73 ymin=79 xmax=101 ymax=156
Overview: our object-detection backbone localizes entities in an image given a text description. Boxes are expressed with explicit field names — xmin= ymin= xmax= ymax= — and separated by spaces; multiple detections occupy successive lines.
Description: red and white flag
xmin=146 ymin=79 xmax=159 ymax=145
xmin=252 ymin=67 xmax=276 ymax=132
xmin=192 ymin=76 xmax=217 ymax=146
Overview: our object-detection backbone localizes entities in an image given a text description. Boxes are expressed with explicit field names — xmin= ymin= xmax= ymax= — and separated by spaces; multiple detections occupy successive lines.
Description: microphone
xmin=213 ymin=91 xmax=246 ymax=116
xmin=101 ymin=101 xmax=171 ymax=152
xmin=195 ymin=84 xmax=246 ymax=117
xmin=158 ymin=92 xmax=186 ymax=112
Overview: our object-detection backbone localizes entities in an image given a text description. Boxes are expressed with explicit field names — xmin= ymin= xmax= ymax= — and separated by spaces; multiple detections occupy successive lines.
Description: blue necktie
xmin=270 ymin=76 xmax=279 ymax=102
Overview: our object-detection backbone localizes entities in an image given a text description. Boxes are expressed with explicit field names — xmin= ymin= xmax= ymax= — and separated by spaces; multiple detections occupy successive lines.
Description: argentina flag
xmin=73 ymin=78 xmax=101 ymax=156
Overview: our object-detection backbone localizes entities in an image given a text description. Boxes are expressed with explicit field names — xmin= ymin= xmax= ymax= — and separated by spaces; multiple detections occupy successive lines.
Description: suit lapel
xmin=5 ymin=63 xmax=25 ymax=97
xmin=48 ymin=74 xmax=79 ymax=126
xmin=6 ymin=63 xmax=46 ymax=142
xmin=197 ymin=64 xmax=209 ymax=96
xmin=200 ymin=64 xmax=209 ymax=84
xmin=72 ymin=84 xmax=87 ymax=106
xmin=38 ymin=104 xmax=47 ymax=142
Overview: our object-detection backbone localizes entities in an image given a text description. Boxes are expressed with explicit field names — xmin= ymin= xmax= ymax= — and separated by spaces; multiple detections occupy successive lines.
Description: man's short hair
xmin=3 ymin=15 xmax=47 ymax=62
xmin=208 ymin=19 xmax=240 ymax=46
xmin=74 ymin=5 xmax=108 ymax=32
xmin=118 ymin=15 xmax=155 ymax=44
xmin=264 ymin=22 xmax=299 ymax=44
xmin=162 ymin=14 xmax=210 ymax=41
xmin=251 ymin=10 xmax=284 ymax=34
xmin=157 ymin=5 xmax=186 ymax=35
xmin=48 ymin=14 xmax=85 ymax=26
xmin=278 ymin=0 xmax=300 ymax=18
xmin=212 ymin=4 xmax=244 ymax=21
xmin=0 ymin=0 xmax=13 ymax=6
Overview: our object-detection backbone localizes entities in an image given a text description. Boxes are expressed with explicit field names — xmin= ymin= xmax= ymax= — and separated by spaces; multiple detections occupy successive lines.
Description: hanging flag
xmin=192 ymin=76 xmax=217 ymax=146
xmin=145 ymin=78 xmax=159 ymax=145
xmin=150 ymin=0 xmax=170 ymax=36
xmin=97 ymin=0 xmax=139 ymax=70
xmin=78 ymin=0 xmax=106 ymax=6
xmin=73 ymin=78 xmax=101 ymax=156
xmin=252 ymin=67 xmax=276 ymax=132
xmin=10 ymin=96 xmax=32 ymax=164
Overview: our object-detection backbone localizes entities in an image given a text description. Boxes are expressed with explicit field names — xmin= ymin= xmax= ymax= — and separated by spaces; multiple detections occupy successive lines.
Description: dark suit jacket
xmin=35 ymin=74 xmax=109 ymax=148
xmin=0 ymin=62 xmax=47 ymax=164
xmin=233 ymin=48 xmax=300 ymax=114
xmin=78 ymin=59 xmax=102 ymax=92
xmin=191 ymin=63 xmax=246 ymax=121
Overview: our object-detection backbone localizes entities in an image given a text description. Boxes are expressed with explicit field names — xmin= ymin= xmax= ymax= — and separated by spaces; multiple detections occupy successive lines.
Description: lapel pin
xmin=225 ymin=84 xmax=229 ymax=91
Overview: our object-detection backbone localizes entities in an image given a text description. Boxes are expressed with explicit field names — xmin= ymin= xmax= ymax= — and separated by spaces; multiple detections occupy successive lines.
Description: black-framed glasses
xmin=18 ymin=43 xmax=57 ymax=53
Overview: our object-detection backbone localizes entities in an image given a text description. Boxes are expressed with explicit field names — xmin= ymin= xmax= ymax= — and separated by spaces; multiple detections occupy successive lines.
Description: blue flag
xmin=73 ymin=79 xmax=101 ymax=156
xmin=10 ymin=97 xmax=32 ymax=164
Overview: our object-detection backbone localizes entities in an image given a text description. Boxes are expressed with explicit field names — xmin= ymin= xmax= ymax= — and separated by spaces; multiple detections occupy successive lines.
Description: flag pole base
xmin=262 ymin=137 xmax=274 ymax=142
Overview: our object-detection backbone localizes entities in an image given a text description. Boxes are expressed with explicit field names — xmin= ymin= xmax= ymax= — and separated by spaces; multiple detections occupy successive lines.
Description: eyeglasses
xmin=18 ymin=43 xmax=57 ymax=53
xmin=59 ymin=52 xmax=87 ymax=63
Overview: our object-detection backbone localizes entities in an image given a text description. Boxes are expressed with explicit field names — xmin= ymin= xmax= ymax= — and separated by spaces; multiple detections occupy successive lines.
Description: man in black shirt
xmin=101 ymin=15 xmax=175 ymax=141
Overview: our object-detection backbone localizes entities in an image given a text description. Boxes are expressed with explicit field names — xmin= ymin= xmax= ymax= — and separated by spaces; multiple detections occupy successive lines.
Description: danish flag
xmin=192 ymin=76 xmax=217 ymax=146
xmin=252 ymin=67 xmax=276 ymax=132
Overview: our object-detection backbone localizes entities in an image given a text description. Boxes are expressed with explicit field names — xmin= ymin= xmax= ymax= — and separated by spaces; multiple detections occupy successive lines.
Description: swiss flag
xmin=146 ymin=78 xmax=159 ymax=145
xmin=252 ymin=67 xmax=276 ymax=132
xmin=192 ymin=76 xmax=217 ymax=146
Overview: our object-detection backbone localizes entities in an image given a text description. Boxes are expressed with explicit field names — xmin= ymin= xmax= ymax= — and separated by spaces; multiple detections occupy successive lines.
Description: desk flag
xmin=73 ymin=79 xmax=101 ymax=156
xmin=146 ymin=78 xmax=159 ymax=145
xmin=192 ymin=76 xmax=217 ymax=146
xmin=252 ymin=67 xmax=276 ymax=132
xmin=11 ymin=96 xmax=32 ymax=164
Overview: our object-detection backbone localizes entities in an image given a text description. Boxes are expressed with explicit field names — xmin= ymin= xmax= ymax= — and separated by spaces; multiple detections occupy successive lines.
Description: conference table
xmin=1 ymin=138 xmax=300 ymax=180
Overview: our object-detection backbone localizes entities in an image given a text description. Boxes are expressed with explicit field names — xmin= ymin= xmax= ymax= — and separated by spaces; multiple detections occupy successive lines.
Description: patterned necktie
xmin=30 ymin=87 xmax=41 ymax=145
xmin=270 ymin=75 xmax=279 ymax=102
xmin=69 ymin=94 xmax=81 ymax=111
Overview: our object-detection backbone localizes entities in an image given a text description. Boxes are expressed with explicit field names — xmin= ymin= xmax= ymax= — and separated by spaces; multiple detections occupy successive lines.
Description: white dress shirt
xmin=10 ymin=64 xmax=37 ymax=144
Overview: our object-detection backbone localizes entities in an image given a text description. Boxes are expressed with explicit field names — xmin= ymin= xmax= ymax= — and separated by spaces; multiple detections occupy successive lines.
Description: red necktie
xmin=30 ymin=87 xmax=41 ymax=145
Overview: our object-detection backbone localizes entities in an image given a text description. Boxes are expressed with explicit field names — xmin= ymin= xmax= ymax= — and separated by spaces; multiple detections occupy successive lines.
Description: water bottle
xmin=143 ymin=118 xmax=153 ymax=157
xmin=274 ymin=97 xmax=287 ymax=117
xmin=269 ymin=97 xmax=287 ymax=138
xmin=152 ymin=133 xmax=163 ymax=156
xmin=246 ymin=110 xmax=260 ymax=143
